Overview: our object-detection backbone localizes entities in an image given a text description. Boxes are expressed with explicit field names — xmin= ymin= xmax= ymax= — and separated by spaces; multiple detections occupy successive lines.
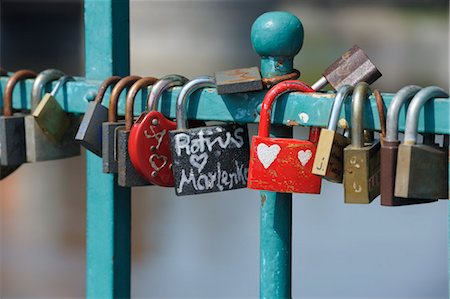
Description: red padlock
xmin=247 ymin=80 xmax=322 ymax=194
xmin=128 ymin=75 xmax=188 ymax=187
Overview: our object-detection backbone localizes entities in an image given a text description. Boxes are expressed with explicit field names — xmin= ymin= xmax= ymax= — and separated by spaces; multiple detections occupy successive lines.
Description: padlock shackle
xmin=125 ymin=77 xmax=158 ymax=130
xmin=404 ymin=86 xmax=449 ymax=145
xmin=108 ymin=75 xmax=141 ymax=122
xmin=50 ymin=76 xmax=75 ymax=97
xmin=94 ymin=76 xmax=121 ymax=104
xmin=351 ymin=82 xmax=371 ymax=148
xmin=31 ymin=69 xmax=65 ymax=111
xmin=3 ymin=69 xmax=37 ymax=117
xmin=327 ymin=84 xmax=353 ymax=131
xmin=147 ymin=74 xmax=189 ymax=111
xmin=176 ymin=76 xmax=215 ymax=130
xmin=258 ymin=80 xmax=314 ymax=137
xmin=385 ymin=85 xmax=421 ymax=142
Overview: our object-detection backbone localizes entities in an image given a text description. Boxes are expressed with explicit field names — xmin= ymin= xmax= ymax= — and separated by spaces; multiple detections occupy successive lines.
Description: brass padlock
xmin=394 ymin=86 xmax=449 ymax=200
xmin=343 ymin=82 xmax=381 ymax=204
xmin=25 ymin=69 xmax=80 ymax=162
xmin=312 ymin=85 xmax=352 ymax=183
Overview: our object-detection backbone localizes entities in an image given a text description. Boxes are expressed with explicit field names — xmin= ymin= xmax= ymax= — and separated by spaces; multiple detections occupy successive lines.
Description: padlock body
xmin=170 ymin=124 xmax=250 ymax=196
xmin=0 ymin=114 xmax=26 ymax=166
xmin=248 ymin=136 xmax=321 ymax=194
xmin=381 ymin=140 xmax=436 ymax=206
xmin=75 ymin=101 xmax=108 ymax=156
xmin=32 ymin=93 xmax=71 ymax=143
xmin=312 ymin=129 xmax=349 ymax=183
xmin=0 ymin=165 xmax=20 ymax=180
xmin=395 ymin=144 xmax=447 ymax=200
xmin=215 ymin=67 xmax=263 ymax=94
xmin=25 ymin=115 xmax=80 ymax=162
xmin=117 ymin=129 xmax=150 ymax=187
xmin=343 ymin=142 xmax=381 ymax=204
xmin=128 ymin=111 xmax=177 ymax=187
xmin=102 ymin=121 xmax=124 ymax=173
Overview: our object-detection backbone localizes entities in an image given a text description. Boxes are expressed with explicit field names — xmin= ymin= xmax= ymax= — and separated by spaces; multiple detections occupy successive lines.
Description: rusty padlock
xmin=117 ymin=76 xmax=158 ymax=187
xmin=0 ymin=70 xmax=37 ymax=179
xmin=311 ymin=45 xmax=382 ymax=91
xmin=394 ymin=86 xmax=449 ymax=200
xmin=129 ymin=74 xmax=188 ymax=187
xmin=343 ymin=82 xmax=381 ymax=204
xmin=169 ymin=76 xmax=250 ymax=196
xmin=247 ymin=80 xmax=322 ymax=194
xmin=312 ymin=85 xmax=353 ymax=183
xmin=76 ymin=76 xmax=121 ymax=156
xmin=25 ymin=69 xmax=80 ymax=162
xmin=102 ymin=75 xmax=141 ymax=173
xmin=380 ymin=86 xmax=437 ymax=206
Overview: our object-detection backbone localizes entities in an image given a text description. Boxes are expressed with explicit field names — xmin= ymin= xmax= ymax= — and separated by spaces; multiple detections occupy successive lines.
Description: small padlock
xmin=169 ymin=76 xmax=250 ymax=196
xmin=1 ymin=70 xmax=36 ymax=179
xmin=129 ymin=74 xmax=188 ymax=187
xmin=102 ymin=75 xmax=141 ymax=173
xmin=312 ymin=85 xmax=353 ymax=183
xmin=76 ymin=76 xmax=121 ymax=156
xmin=311 ymin=45 xmax=382 ymax=91
xmin=25 ymin=69 xmax=80 ymax=162
xmin=394 ymin=86 xmax=449 ymax=200
xmin=343 ymin=82 xmax=381 ymax=204
xmin=117 ymin=76 xmax=158 ymax=187
xmin=247 ymin=80 xmax=322 ymax=194
xmin=380 ymin=86 xmax=437 ymax=206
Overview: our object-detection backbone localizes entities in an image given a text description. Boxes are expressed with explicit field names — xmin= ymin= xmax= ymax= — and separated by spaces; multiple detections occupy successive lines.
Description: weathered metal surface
xmin=117 ymin=129 xmax=149 ymax=187
xmin=215 ymin=66 xmax=263 ymax=94
xmin=0 ymin=115 xmax=26 ymax=166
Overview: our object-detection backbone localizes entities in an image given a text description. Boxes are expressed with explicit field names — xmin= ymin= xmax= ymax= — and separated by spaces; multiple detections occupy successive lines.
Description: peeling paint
xmin=286 ymin=120 xmax=299 ymax=126
xmin=338 ymin=118 xmax=349 ymax=129
xmin=261 ymin=194 xmax=266 ymax=207
xmin=298 ymin=112 xmax=309 ymax=124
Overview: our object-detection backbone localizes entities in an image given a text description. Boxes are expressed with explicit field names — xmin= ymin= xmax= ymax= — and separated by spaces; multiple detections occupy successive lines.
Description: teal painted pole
xmin=84 ymin=1 xmax=131 ymax=298
xmin=251 ymin=12 xmax=304 ymax=299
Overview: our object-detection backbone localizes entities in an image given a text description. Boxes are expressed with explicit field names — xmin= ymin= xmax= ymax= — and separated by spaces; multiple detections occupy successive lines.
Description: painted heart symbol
xmin=149 ymin=154 xmax=168 ymax=172
xmin=190 ymin=152 xmax=208 ymax=173
xmin=298 ymin=149 xmax=312 ymax=166
xmin=257 ymin=143 xmax=281 ymax=169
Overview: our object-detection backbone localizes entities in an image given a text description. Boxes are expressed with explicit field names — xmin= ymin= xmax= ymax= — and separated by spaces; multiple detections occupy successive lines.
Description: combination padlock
xmin=102 ymin=75 xmax=140 ymax=173
xmin=129 ymin=74 xmax=188 ymax=187
xmin=312 ymin=85 xmax=353 ymax=183
xmin=343 ymin=82 xmax=381 ymax=204
xmin=1 ymin=70 xmax=37 ymax=179
xmin=394 ymin=86 xmax=449 ymax=200
xmin=25 ymin=69 xmax=80 ymax=162
xmin=169 ymin=76 xmax=250 ymax=196
xmin=311 ymin=45 xmax=382 ymax=91
xmin=380 ymin=86 xmax=437 ymax=206
xmin=76 ymin=76 xmax=121 ymax=156
xmin=247 ymin=80 xmax=322 ymax=194
xmin=117 ymin=76 xmax=158 ymax=187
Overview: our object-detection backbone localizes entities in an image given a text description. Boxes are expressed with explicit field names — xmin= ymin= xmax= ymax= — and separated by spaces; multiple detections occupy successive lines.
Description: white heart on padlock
xmin=298 ymin=149 xmax=312 ymax=166
xmin=190 ymin=152 xmax=208 ymax=173
xmin=257 ymin=143 xmax=281 ymax=169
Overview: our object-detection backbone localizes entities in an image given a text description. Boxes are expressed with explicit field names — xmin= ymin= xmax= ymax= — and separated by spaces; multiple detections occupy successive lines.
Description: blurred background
xmin=0 ymin=0 xmax=448 ymax=298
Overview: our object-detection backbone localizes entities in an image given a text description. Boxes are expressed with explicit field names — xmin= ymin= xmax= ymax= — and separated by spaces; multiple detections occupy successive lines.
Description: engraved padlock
xmin=102 ymin=75 xmax=140 ymax=173
xmin=312 ymin=85 xmax=353 ymax=183
xmin=129 ymin=74 xmax=188 ymax=187
xmin=169 ymin=76 xmax=250 ymax=196
xmin=343 ymin=82 xmax=381 ymax=204
xmin=380 ymin=86 xmax=437 ymax=206
xmin=76 ymin=76 xmax=121 ymax=156
xmin=117 ymin=76 xmax=158 ymax=187
xmin=25 ymin=69 xmax=80 ymax=162
xmin=394 ymin=86 xmax=449 ymax=200
xmin=247 ymin=80 xmax=322 ymax=194
xmin=0 ymin=70 xmax=36 ymax=179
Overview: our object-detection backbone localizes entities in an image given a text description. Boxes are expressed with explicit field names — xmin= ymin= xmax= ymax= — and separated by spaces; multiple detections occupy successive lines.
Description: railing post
xmin=84 ymin=1 xmax=131 ymax=298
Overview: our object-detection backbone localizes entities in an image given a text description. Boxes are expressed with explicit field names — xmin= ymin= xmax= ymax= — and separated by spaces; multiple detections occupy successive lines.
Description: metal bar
xmin=1 ymin=77 xmax=448 ymax=134
xmin=84 ymin=1 xmax=131 ymax=298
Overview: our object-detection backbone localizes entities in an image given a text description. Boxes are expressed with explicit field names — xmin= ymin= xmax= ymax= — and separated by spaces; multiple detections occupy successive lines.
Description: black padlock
xmin=117 ymin=76 xmax=158 ymax=187
xmin=76 ymin=76 xmax=121 ymax=156
xmin=169 ymin=76 xmax=250 ymax=196
xmin=102 ymin=75 xmax=140 ymax=173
